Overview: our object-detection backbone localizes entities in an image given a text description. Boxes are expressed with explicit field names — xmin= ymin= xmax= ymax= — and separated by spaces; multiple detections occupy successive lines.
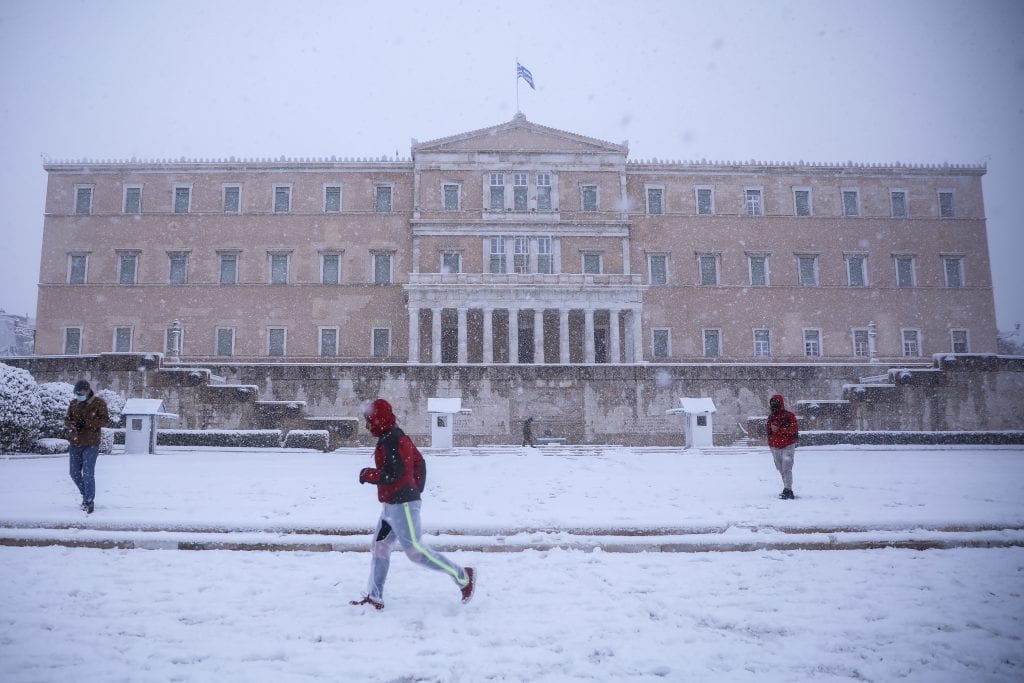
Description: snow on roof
xmin=427 ymin=397 xmax=463 ymax=413
xmin=667 ymin=397 xmax=717 ymax=415
xmin=122 ymin=398 xmax=177 ymax=418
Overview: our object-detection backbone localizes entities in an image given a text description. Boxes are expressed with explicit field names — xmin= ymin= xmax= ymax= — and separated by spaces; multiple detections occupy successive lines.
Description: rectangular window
xmin=321 ymin=253 xmax=341 ymax=284
xmin=649 ymin=254 xmax=667 ymax=286
xmin=853 ymin=329 xmax=869 ymax=357
xmin=536 ymin=173 xmax=552 ymax=210
xmin=537 ymin=237 xmax=553 ymax=274
xmin=794 ymin=189 xmax=811 ymax=217
xmin=513 ymin=173 xmax=528 ymax=210
xmin=943 ymin=256 xmax=964 ymax=287
xmin=939 ymin=191 xmax=955 ymax=218
xmin=274 ymin=186 xmax=291 ymax=214
xmin=703 ymin=329 xmax=721 ymax=358
xmin=745 ymin=189 xmax=763 ymax=216
xmin=324 ymin=185 xmax=342 ymax=213
xmin=748 ymin=254 xmax=768 ymax=286
xmin=69 ymin=254 xmax=88 ymax=284
xmin=216 ymin=328 xmax=235 ymax=356
xmin=219 ymin=253 xmax=239 ymax=284
xmin=441 ymin=251 xmax=461 ymax=274
xmin=890 ymin=190 xmax=907 ymax=218
xmin=489 ymin=237 xmax=506 ymax=273
xmin=489 ymin=173 xmax=505 ymax=210
xmin=842 ymin=189 xmax=859 ymax=217
xmin=373 ymin=252 xmax=392 ymax=284
xmin=582 ymin=185 xmax=598 ymax=212
xmin=513 ymin=237 xmax=530 ymax=274
xmin=803 ymin=329 xmax=822 ymax=357
xmin=698 ymin=254 xmax=719 ymax=286
xmin=124 ymin=186 xmax=142 ymax=214
xmin=267 ymin=327 xmax=286 ymax=357
xmin=319 ymin=328 xmax=338 ymax=357
xmin=114 ymin=327 xmax=132 ymax=353
xmin=902 ymin=329 xmax=921 ymax=357
xmin=652 ymin=329 xmax=670 ymax=359
xmin=895 ymin=256 xmax=916 ymax=287
xmin=375 ymin=185 xmax=393 ymax=213
xmin=646 ymin=187 xmax=664 ymax=215
xmin=118 ymin=253 xmax=138 ymax=285
xmin=174 ymin=186 xmax=191 ymax=214
xmin=798 ymin=255 xmax=818 ymax=287
xmin=169 ymin=252 xmax=189 ymax=285
xmin=443 ymin=184 xmax=460 ymax=211
xmin=223 ymin=185 xmax=241 ymax=214
xmin=372 ymin=328 xmax=391 ymax=358
xmin=269 ymin=253 xmax=289 ymax=284
xmin=846 ymin=254 xmax=867 ymax=287
xmin=696 ymin=187 xmax=714 ymax=215
xmin=64 ymin=327 xmax=82 ymax=355
xmin=75 ymin=187 xmax=92 ymax=215
xmin=951 ymin=329 xmax=969 ymax=353
xmin=583 ymin=253 xmax=602 ymax=275
xmin=754 ymin=329 xmax=771 ymax=357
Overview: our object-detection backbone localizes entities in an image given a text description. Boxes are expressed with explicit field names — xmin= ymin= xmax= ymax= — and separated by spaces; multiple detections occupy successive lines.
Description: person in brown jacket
xmin=64 ymin=380 xmax=109 ymax=514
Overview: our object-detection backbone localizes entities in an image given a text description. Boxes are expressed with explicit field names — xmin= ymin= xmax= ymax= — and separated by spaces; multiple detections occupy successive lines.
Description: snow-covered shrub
xmin=0 ymin=362 xmax=44 ymax=454
xmin=37 ymin=381 xmax=74 ymax=438
xmin=35 ymin=437 xmax=69 ymax=454
xmin=95 ymin=389 xmax=125 ymax=453
xmin=97 ymin=388 xmax=126 ymax=425
xmin=283 ymin=429 xmax=330 ymax=451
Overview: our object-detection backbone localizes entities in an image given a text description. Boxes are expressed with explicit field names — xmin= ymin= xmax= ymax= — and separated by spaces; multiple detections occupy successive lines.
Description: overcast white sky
xmin=1 ymin=0 xmax=1022 ymax=331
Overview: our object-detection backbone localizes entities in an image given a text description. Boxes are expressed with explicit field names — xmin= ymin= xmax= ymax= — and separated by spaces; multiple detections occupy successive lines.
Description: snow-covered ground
xmin=1 ymin=444 xmax=1023 ymax=681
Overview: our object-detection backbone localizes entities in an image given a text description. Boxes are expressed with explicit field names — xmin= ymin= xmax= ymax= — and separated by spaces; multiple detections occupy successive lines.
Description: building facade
xmin=35 ymin=115 xmax=997 ymax=363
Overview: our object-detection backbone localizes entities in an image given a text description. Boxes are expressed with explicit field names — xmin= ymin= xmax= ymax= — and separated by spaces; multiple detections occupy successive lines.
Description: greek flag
xmin=517 ymin=62 xmax=535 ymax=90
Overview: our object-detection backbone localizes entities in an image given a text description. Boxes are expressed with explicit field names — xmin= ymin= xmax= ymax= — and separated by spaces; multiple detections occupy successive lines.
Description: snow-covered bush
xmin=35 ymin=437 xmax=69 ymax=454
xmin=283 ymin=429 xmax=330 ymax=451
xmin=0 ymin=362 xmax=44 ymax=454
xmin=95 ymin=389 xmax=126 ymax=453
xmin=37 ymin=381 xmax=74 ymax=438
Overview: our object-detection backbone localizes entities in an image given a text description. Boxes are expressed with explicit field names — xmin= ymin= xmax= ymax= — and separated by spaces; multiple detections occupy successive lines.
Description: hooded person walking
xmin=350 ymin=398 xmax=476 ymax=610
xmin=766 ymin=393 xmax=799 ymax=500
xmin=64 ymin=379 xmax=109 ymax=513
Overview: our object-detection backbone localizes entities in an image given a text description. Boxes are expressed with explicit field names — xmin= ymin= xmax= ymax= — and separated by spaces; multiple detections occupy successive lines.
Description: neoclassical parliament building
xmin=35 ymin=115 xmax=998 ymax=364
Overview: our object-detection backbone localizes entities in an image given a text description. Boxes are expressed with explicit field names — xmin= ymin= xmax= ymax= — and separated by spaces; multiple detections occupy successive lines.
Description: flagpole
xmin=515 ymin=57 xmax=520 ymax=113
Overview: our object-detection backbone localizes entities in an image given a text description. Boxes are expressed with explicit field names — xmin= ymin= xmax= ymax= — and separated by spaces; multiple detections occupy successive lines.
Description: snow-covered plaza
xmin=1 ymin=444 xmax=1022 ymax=682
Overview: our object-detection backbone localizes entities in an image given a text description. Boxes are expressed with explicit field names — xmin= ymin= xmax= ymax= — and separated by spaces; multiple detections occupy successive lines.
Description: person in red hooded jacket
xmin=766 ymin=393 xmax=799 ymax=499
xmin=350 ymin=398 xmax=475 ymax=610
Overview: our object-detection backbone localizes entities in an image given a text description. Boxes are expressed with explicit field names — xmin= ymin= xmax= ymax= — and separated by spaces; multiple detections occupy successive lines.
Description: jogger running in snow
xmin=351 ymin=398 xmax=475 ymax=610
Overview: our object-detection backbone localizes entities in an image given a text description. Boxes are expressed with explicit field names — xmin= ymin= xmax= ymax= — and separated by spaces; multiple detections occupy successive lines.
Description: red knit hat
xmin=364 ymin=399 xmax=396 ymax=437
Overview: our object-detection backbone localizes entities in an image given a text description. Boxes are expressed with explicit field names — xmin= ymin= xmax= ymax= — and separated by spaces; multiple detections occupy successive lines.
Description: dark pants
xmin=69 ymin=445 xmax=100 ymax=503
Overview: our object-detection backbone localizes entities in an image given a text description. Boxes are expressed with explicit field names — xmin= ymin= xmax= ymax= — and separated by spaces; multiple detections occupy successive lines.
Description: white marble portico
xmin=405 ymin=273 xmax=646 ymax=364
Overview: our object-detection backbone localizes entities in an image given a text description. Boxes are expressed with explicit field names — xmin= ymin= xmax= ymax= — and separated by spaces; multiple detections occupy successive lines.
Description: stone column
xmin=508 ymin=307 xmax=520 ymax=363
xmin=609 ymin=308 xmax=621 ymax=364
xmin=407 ymin=307 xmax=420 ymax=363
xmin=482 ymin=307 xmax=494 ymax=364
xmin=631 ymin=307 xmax=644 ymax=363
xmin=559 ymin=308 xmax=570 ymax=364
xmin=533 ymin=309 xmax=544 ymax=364
xmin=457 ymin=307 xmax=468 ymax=364
xmin=431 ymin=307 xmax=442 ymax=363
xmin=584 ymin=308 xmax=596 ymax=363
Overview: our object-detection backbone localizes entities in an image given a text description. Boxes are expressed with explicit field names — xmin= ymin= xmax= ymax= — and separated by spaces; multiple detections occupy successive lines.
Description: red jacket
xmin=766 ymin=394 xmax=798 ymax=449
xmin=359 ymin=399 xmax=426 ymax=504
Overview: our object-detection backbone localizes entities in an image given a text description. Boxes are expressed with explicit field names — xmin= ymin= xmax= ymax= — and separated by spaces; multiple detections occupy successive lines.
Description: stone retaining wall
xmin=5 ymin=354 xmax=1023 ymax=446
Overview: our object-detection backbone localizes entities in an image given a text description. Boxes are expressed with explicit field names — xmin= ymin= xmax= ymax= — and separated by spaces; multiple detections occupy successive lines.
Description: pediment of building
xmin=412 ymin=114 xmax=628 ymax=156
